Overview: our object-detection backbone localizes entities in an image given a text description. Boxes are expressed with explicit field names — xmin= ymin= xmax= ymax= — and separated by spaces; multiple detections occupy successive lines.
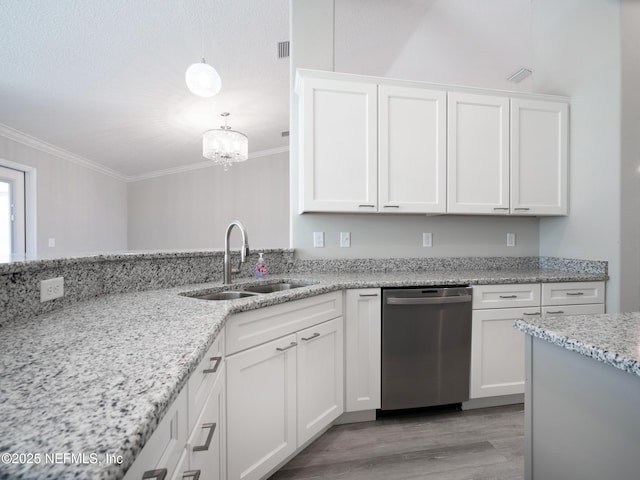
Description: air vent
xmin=278 ymin=41 xmax=290 ymax=59
xmin=281 ymin=131 xmax=290 ymax=137
xmin=506 ymin=67 xmax=533 ymax=83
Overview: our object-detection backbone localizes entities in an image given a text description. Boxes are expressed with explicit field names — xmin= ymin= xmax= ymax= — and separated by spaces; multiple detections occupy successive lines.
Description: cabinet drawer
xmin=188 ymin=328 xmax=224 ymax=432
xmin=542 ymin=303 xmax=605 ymax=317
xmin=226 ymin=291 xmax=343 ymax=355
xmin=123 ymin=387 xmax=188 ymax=480
xmin=472 ymin=284 xmax=540 ymax=309
xmin=542 ymin=281 xmax=605 ymax=306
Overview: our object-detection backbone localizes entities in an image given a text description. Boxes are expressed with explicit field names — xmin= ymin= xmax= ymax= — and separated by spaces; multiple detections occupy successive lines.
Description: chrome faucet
xmin=224 ymin=220 xmax=250 ymax=284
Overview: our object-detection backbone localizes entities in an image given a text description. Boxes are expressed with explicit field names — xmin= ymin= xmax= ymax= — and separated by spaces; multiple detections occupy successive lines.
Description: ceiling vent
xmin=281 ymin=130 xmax=290 ymax=137
xmin=278 ymin=41 xmax=290 ymax=59
xmin=506 ymin=67 xmax=533 ymax=83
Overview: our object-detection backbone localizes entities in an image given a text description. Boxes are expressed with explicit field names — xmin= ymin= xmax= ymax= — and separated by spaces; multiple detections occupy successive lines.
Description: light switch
xmin=340 ymin=232 xmax=351 ymax=248
xmin=313 ymin=232 xmax=324 ymax=248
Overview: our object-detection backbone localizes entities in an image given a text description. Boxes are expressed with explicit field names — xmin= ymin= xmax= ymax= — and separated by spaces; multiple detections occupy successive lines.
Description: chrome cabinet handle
xmin=383 ymin=205 xmax=400 ymax=208
xmin=499 ymin=295 xmax=518 ymax=299
xmin=358 ymin=204 xmax=375 ymax=208
xmin=359 ymin=293 xmax=379 ymax=297
xmin=143 ymin=470 xmax=167 ymax=480
xmin=566 ymin=292 xmax=585 ymax=296
xmin=514 ymin=207 xmax=530 ymax=211
xmin=276 ymin=342 xmax=297 ymax=352
xmin=193 ymin=423 xmax=216 ymax=452
xmin=493 ymin=207 xmax=509 ymax=211
xmin=182 ymin=471 xmax=201 ymax=480
xmin=203 ymin=356 xmax=222 ymax=374
xmin=522 ymin=312 xmax=541 ymax=316
xmin=301 ymin=332 xmax=320 ymax=342
xmin=546 ymin=310 xmax=565 ymax=314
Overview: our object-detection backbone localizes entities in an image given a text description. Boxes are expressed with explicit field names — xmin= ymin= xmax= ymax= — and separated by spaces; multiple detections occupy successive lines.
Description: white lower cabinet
xmin=225 ymin=292 xmax=344 ymax=480
xmin=344 ymin=289 xmax=381 ymax=412
xmin=226 ymin=334 xmax=297 ymax=480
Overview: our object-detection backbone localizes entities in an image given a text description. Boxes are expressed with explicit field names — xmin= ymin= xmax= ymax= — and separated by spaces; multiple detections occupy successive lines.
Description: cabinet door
xmin=378 ymin=85 xmax=446 ymax=213
xmin=299 ymin=76 xmax=378 ymax=213
xmin=188 ymin=367 xmax=226 ymax=480
xmin=471 ymin=307 xmax=539 ymax=398
xmin=511 ymin=99 xmax=568 ymax=215
xmin=447 ymin=92 xmax=510 ymax=214
xmin=344 ymin=289 xmax=381 ymax=412
xmin=297 ymin=317 xmax=344 ymax=446
xmin=226 ymin=335 xmax=297 ymax=480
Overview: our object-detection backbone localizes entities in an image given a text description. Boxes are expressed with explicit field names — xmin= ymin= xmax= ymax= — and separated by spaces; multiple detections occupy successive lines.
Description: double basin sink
xmin=184 ymin=281 xmax=313 ymax=301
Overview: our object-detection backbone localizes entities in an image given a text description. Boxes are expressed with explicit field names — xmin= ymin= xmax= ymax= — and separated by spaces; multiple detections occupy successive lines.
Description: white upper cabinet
xmin=298 ymin=75 xmax=378 ymax=213
xmin=511 ymin=99 xmax=568 ymax=215
xmin=378 ymin=85 xmax=447 ymax=213
xmin=447 ymin=92 xmax=510 ymax=214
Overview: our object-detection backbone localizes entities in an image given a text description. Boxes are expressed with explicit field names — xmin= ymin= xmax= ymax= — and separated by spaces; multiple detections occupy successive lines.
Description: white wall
xmin=290 ymin=0 xmax=540 ymax=259
xmin=127 ymin=151 xmax=289 ymax=250
xmin=0 ymin=134 xmax=127 ymax=257
xmin=533 ymin=0 xmax=622 ymax=311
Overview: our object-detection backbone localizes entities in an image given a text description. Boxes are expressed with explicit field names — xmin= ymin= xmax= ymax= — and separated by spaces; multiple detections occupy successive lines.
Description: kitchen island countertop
xmin=0 ymin=268 xmax=607 ymax=480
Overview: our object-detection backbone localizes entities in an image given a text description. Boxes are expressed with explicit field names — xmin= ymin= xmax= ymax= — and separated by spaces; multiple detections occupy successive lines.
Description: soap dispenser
xmin=255 ymin=253 xmax=268 ymax=280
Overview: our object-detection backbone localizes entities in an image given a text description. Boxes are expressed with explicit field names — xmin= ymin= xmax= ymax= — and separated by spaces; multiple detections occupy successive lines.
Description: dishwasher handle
xmin=386 ymin=295 xmax=472 ymax=306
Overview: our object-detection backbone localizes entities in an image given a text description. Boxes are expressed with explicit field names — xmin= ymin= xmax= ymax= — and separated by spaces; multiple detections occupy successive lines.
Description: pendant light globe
xmin=185 ymin=60 xmax=221 ymax=98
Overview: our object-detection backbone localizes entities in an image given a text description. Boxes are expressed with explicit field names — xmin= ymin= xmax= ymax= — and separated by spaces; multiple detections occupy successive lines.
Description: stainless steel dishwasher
xmin=381 ymin=286 xmax=473 ymax=410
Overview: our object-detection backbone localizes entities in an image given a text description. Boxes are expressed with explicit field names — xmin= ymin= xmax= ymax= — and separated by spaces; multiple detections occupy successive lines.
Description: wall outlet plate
xmin=41 ymin=277 xmax=64 ymax=302
xmin=423 ymin=232 xmax=433 ymax=247
xmin=507 ymin=232 xmax=516 ymax=247
xmin=340 ymin=232 xmax=351 ymax=248
xmin=313 ymin=231 xmax=324 ymax=248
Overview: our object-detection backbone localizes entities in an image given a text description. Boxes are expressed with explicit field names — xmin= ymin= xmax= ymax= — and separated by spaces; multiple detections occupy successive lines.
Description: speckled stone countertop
xmin=0 ymin=268 xmax=607 ymax=480
xmin=515 ymin=313 xmax=640 ymax=378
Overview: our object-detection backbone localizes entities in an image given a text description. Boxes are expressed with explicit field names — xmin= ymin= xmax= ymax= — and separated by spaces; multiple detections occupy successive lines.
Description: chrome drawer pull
xmin=182 ymin=471 xmax=201 ymax=480
xmin=547 ymin=310 xmax=565 ymax=314
xmin=203 ymin=356 xmax=222 ymax=374
xmin=193 ymin=423 xmax=216 ymax=452
xmin=566 ymin=292 xmax=585 ymax=296
xmin=493 ymin=207 xmax=509 ymax=211
xmin=276 ymin=342 xmax=297 ymax=352
xmin=359 ymin=293 xmax=379 ymax=297
xmin=301 ymin=332 xmax=320 ymax=342
xmin=514 ymin=207 xmax=530 ymax=211
xmin=522 ymin=312 xmax=541 ymax=316
xmin=359 ymin=204 xmax=375 ymax=208
xmin=143 ymin=469 xmax=167 ymax=480
xmin=499 ymin=295 xmax=518 ymax=299
xmin=384 ymin=205 xmax=400 ymax=208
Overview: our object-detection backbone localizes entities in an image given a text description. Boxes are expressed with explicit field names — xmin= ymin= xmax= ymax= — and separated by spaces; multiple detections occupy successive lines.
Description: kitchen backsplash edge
xmin=1 ymin=251 xmax=607 ymax=328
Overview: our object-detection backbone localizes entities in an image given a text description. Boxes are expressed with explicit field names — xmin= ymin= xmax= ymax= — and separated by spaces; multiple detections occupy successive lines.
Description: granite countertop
xmin=515 ymin=313 xmax=640 ymax=378
xmin=0 ymin=268 xmax=607 ymax=480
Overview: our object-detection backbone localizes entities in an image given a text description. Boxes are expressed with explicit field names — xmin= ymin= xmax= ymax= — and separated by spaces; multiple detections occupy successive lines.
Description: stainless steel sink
xmin=242 ymin=282 xmax=311 ymax=294
xmin=189 ymin=291 xmax=259 ymax=301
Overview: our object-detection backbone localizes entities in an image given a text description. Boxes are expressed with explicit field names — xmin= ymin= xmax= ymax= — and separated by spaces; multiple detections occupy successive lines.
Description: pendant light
xmin=185 ymin=0 xmax=221 ymax=97
xmin=203 ymin=113 xmax=249 ymax=170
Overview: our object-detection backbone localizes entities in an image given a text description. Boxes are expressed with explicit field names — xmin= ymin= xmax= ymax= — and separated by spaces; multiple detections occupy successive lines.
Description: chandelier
xmin=203 ymin=113 xmax=249 ymax=170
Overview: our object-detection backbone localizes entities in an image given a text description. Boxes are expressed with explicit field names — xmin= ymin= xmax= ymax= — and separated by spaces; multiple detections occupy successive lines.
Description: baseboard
xmin=333 ymin=409 xmax=377 ymax=424
xmin=461 ymin=394 xmax=524 ymax=410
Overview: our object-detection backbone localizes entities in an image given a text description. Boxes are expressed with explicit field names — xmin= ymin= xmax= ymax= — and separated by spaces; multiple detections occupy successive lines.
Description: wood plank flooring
xmin=269 ymin=404 xmax=524 ymax=480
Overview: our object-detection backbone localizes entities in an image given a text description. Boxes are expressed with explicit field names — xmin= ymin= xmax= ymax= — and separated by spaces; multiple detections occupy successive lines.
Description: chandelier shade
xmin=203 ymin=113 xmax=248 ymax=170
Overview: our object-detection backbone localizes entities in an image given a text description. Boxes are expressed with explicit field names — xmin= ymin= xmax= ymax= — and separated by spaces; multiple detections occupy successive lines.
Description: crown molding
xmin=0 ymin=123 xmax=128 ymax=181
xmin=126 ymin=146 xmax=290 ymax=182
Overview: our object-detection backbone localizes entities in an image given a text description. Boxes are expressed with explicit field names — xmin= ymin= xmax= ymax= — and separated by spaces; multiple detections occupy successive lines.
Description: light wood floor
xmin=269 ymin=404 xmax=525 ymax=480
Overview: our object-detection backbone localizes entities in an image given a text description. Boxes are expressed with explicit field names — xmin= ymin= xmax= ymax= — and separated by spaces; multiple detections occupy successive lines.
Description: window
xmin=0 ymin=163 xmax=34 ymax=261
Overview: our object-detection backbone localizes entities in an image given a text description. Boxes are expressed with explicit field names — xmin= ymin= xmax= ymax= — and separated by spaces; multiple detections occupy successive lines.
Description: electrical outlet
xmin=340 ymin=232 xmax=351 ymax=248
xmin=423 ymin=232 xmax=433 ymax=247
xmin=41 ymin=276 xmax=64 ymax=302
xmin=313 ymin=231 xmax=324 ymax=248
xmin=507 ymin=233 xmax=516 ymax=247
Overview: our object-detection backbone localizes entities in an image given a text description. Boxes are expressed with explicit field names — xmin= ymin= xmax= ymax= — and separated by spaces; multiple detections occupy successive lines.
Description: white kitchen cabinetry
xmin=447 ymin=92 xmax=510 ymax=214
xmin=471 ymin=284 xmax=540 ymax=398
xmin=378 ymin=85 xmax=447 ymax=213
xmin=225 ymin=292 xmax=344 ymax=480
xmin=511 ymin=99 xmax=568 ymax=215
xmin=344 ymin=289 xmax=381 ymax=412
xmin=124 ymin=333 xmax=226 ymax=480
xmin=298 ymin=75 xmax=378 ymax=213
xmin=541 ymin=281 xmax=605 ymax=317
